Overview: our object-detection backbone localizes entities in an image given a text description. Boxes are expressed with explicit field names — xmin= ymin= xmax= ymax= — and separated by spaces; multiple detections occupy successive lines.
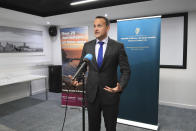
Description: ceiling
xmin=0 ymin=0 xmax=150 ymax=17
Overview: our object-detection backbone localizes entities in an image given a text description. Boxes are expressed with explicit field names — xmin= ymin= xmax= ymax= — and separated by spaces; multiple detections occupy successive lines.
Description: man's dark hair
xmin=96 ymin=16 xmax=110 ymax=26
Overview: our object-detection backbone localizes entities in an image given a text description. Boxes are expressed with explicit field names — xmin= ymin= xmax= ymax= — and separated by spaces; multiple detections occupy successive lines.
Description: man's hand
xmin=104 ymin=83 xmax=122 ymax=93
xmin=68 ymin=75 xmax=83 ymax=87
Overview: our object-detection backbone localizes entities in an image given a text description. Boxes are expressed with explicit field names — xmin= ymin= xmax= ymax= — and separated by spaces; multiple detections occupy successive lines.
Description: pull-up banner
xmin=60 ymin=26 xmax=88 ymax=107
xmin=117 ymin=16 xmax=161 ymax=130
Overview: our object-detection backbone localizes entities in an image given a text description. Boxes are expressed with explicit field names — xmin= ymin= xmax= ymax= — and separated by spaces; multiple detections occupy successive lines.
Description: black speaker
xmin=49 ymin=65 xmax=62 ymax=93
xmin=48 ymin=26 xmax=57 ymax=36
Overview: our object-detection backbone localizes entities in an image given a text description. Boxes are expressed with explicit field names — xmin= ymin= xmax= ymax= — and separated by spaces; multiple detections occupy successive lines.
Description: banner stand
xmin=117 ymin=16 xmax=161 ymax=131
xmin=60 ymin=26 xmax=88 ymax=107
xmin=117 ymin=118 xmax=159 ymax=131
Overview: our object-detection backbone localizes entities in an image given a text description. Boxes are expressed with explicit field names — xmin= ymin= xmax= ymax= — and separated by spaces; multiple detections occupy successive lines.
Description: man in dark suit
xmin=71 ymin=16 xmax=130 ymax=131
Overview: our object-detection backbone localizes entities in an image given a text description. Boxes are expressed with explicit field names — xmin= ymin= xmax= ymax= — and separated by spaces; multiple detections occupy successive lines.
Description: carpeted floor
xmin=0 ymin=124 xmax=16 ymax=131
xmin=0 ymin=92 xmax=196 ymax=131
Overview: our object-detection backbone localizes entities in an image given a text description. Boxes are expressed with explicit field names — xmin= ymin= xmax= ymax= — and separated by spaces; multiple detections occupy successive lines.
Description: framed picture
xmin=0 ymin=26 xmax=44 ymax=55
xmin=160 ymin=13 xmax=188 ymax=69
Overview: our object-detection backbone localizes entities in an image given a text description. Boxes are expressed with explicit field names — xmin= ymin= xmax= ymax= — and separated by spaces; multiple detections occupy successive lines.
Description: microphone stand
xmin=81 ymin=73 xmax=86 ymax=131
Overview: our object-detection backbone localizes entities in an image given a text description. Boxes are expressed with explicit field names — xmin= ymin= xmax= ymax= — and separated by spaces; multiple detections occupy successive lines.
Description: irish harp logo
xmin=135 ymin=28 xmax=140 ymax=35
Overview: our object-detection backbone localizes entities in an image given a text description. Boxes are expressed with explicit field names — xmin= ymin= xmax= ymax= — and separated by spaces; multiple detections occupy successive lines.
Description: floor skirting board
xmin=159 ymin=101 xmax=196 ymax=110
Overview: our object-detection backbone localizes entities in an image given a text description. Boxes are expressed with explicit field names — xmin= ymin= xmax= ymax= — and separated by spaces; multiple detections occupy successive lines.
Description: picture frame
xmin=0 ymin=26 xmax=44 ymax=55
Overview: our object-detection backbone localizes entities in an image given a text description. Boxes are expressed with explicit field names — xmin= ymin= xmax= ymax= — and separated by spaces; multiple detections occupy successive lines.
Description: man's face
xmin=94 ymin=18 xmax=110 ymax=40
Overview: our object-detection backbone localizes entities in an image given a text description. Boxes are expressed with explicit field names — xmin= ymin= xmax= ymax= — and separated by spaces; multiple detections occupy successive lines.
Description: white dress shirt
xmin=95 ymin=36 xmax=108 ymax=61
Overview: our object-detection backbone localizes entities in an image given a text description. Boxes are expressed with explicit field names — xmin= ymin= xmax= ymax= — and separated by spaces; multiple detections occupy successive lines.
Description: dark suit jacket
xmin=78 ymin=38 xmax=130 ymax=105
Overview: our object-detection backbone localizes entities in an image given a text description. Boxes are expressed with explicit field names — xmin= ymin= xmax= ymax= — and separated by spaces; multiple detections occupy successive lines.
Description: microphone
xmin=72 ymin=54 xmax=93 ymax=80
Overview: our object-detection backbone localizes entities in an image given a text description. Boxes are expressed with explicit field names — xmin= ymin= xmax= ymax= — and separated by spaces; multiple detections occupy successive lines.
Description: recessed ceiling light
xmin=46 ymin=21 xmax=50 ymax=25
xmin=105 ymin=13 xmax=108 ymax=17
xmin=70 ymin=0 xmax=97 ymax=6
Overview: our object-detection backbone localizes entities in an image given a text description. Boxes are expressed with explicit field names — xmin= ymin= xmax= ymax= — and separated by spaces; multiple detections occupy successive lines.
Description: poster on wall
xmin=60 ymin=26 xmax=88 ymax=107
xmin=0 ymin=26 xmax=43 ymax=54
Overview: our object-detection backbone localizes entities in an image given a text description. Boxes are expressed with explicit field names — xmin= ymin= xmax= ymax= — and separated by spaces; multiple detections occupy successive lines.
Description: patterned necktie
xmin=97 ymin=41 xmax=104 ymax=68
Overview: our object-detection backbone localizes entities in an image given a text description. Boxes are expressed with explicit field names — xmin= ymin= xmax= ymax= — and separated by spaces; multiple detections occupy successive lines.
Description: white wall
xmin=159 ymin=12 xmax=196 ymax=109
xmin=0 ymin=9 xmax=53 ymax=104
xmin=50 ymin=27 xmax=62 ymax=65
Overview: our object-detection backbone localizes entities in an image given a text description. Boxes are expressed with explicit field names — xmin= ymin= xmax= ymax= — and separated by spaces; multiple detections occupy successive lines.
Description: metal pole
xmin=30 ymin=81 xmax=32 ymax=96
xmin=45 ymin=77 xmax=48 ymax=100
xmin=82 ymin=73 xmax=85 ymax=131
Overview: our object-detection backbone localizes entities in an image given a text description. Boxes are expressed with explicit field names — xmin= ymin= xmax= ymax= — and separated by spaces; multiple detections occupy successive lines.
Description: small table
xmin=0 ymin=74 xmax=48 ymax=100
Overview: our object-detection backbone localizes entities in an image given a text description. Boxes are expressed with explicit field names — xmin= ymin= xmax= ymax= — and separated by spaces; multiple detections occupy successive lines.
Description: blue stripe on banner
xmin=117 ymin=17 xmax=161 ymax=126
